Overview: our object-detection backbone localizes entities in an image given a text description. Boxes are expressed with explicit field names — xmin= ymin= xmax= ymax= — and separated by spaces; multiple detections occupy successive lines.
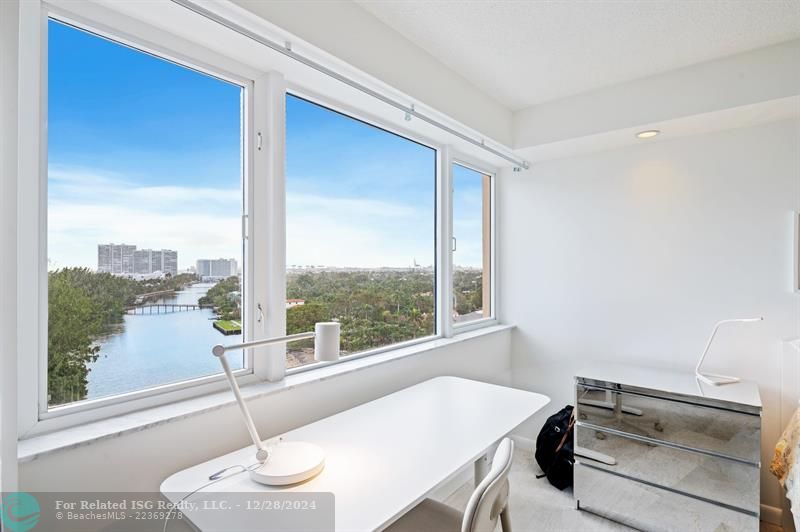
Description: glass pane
xmin=47 ymin=20 xmax=244 ymax=407
xmin=285 ymin=95 xmax=436 ymax=369
xmin=452 ymin=163 xmax=491 ymax=324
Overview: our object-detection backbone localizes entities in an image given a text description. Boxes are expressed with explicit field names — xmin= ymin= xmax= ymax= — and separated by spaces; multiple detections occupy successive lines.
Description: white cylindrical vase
xmin=315 ymin=321 xmax=340 ymax=362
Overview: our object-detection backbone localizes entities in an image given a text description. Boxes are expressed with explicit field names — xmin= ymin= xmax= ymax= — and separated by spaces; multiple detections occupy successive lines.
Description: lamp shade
xmin=315 ymin=322 xmax=340 ymax=361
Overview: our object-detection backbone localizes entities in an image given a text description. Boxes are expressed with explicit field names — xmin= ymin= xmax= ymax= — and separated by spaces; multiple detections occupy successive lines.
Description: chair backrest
xmin=461 ymin=438 xmax=514 ymax=532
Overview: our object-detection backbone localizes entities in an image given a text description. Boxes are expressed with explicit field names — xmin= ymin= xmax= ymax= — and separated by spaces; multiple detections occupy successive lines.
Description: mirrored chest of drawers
xmin=574 ymin=365 xmax=761 ymax=532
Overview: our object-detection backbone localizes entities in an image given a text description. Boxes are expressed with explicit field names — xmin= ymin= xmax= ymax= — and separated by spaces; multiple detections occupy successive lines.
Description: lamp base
xmin=250 ymin=441 xmax=325 ymax=486
xmin=696 ymin=371 xmax=741 ymax=386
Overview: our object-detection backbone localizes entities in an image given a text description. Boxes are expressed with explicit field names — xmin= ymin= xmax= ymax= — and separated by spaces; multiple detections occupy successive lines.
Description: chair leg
xmin=500 ymin=507 xmax=512 ymax=532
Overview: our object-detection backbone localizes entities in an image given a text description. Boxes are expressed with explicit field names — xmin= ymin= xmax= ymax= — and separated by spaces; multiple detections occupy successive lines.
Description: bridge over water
xmin=126 ymin=303 xmax=214 ymax=315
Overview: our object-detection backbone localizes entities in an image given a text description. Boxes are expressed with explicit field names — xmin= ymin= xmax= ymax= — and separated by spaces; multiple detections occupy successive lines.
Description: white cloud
xmin=49 ymin=166 xmax=132 ymax=187
xmin=288 ymin=192 xmax=418 ymax=219
xmin=50 ymin=166 xmax=241 ymax=213
xmin=48 ymin=167 xmax=242 ymax=270
xmin=286 ymin=192 xmax=434 ymax=268
xmin=48 ymin=202 xmax=241 ymax=270
xmin=47 ymin=166 xmax=450 ymax=270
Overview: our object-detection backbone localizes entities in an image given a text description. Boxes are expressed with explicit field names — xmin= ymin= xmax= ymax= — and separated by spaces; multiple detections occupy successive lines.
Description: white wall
xmin=19 ymin=330 xmax=511 ymax=492
xmin=0 ymin=0 xmax=20 ymax=493
xmin=499 ymin=119 xmax=800 ymax=510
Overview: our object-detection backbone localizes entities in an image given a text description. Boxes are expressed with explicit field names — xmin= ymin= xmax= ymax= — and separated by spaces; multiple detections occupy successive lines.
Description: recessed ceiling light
xmin=636 ymin=130 xmax=660 ymax=139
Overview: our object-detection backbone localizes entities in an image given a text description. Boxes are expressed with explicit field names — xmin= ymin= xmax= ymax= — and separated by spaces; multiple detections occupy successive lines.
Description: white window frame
xmin=282 ymin=87 xmax=443 ymax=375
xmin=450 ymin=156 xmax=498 ymax=333
xmin=18 ymin=1 xmax=276 ymax=436
xmin=17 ymin=0 xmax=501 ymax=436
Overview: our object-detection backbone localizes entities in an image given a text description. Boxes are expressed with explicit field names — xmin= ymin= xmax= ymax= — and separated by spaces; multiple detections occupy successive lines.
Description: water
xmin=87 ymin=282 xmax=244 ymax=400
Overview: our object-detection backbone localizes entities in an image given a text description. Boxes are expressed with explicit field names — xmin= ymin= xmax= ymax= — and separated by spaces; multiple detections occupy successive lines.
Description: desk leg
xmin=474 ymin=453 xmax=489 ymax=487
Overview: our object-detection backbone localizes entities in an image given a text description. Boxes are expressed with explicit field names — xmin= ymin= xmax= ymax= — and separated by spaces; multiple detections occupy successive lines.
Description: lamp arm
xmin=695 ymin=317 xmax=764 ymax=379
xmin=212 ymin=330 xmax=318 ymax=463
xmin=695 ymin=321 xmax=724 ymax=375
xmin=212 ymin=331 xmax=315 ymax=357
xmin=217 ymin=354 xmax=269 ymax=462
xmin=212 ymin=324 xmax=340 ymax=464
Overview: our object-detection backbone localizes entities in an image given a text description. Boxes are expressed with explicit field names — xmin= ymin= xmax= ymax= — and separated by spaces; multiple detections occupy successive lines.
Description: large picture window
xmin=46 ymin=20 xmax=245 ymax=407
xmin=284 ymin=95 xmax=437 ymax=368
xmin=25 ymin=7 xmax=499 ymax=430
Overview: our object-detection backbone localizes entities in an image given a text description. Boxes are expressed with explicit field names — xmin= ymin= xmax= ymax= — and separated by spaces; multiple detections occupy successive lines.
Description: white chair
xmin=386 ymin=438 xmax=515 ymax=532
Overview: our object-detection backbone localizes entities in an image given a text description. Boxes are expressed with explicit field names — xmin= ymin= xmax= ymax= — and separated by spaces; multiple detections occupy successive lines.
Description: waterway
xmin=86 ymin=282 xmax=243 ymax=400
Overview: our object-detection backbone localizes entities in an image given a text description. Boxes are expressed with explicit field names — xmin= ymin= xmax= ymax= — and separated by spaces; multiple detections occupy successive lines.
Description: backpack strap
xmin=555 ymin=412 xmax=576 ymax=453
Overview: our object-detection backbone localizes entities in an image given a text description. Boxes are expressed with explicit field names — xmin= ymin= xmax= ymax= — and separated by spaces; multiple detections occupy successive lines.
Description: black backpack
xmin=534 ymin=405 xmax=575 ymax=490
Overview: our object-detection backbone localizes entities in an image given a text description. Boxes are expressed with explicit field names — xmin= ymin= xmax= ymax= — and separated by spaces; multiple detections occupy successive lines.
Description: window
xmin=284 ymin=95 xmax=437 ymax=369
xmin=22 ymin=4 xmax=501 ymax=430
xmin=452 ymin=163 xmax=492 ymax=324
xmin=46 ymin=20 xmax=245 ymax=407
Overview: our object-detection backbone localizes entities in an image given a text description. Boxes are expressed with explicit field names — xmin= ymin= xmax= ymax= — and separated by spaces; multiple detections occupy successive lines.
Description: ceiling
xmin=355 ymin=0 xmax=800 ymax=111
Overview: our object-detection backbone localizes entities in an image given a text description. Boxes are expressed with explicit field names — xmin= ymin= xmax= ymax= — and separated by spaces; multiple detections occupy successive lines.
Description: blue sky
xmin=48 ymin=19 xmax=483 ymax=271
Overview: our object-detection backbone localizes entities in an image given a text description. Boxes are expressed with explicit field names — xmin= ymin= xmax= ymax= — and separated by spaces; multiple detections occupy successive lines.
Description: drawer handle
xmin=577 ymin=422 xmax=760 ymax=468
xmin=577 ymin=383 xmax=761 ymax=417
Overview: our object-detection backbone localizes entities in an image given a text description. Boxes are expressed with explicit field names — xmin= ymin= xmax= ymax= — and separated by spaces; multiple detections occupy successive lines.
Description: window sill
xmin=18 ymin=323 xmax=513 ymax=463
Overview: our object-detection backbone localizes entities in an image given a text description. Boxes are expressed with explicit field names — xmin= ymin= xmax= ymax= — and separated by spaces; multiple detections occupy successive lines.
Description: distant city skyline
xmin=97 ymin=243 xmax=177 ymax=277
xmin=196 ymin=258 xmax=238 ymax=280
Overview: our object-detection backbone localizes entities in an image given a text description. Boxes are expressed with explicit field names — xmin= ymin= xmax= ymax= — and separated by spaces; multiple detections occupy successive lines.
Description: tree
xmin=287 ymin=303 xmax=330 ymax=350
xmin=287 ymin=303 xmax=330 ymax=334
xmin=284 ymin=269 xmax=443 ymax=355
xmin=47 ymin=272 xmax=103 ymax=405
xmin=199 ymin=276 xmax=241 ymax=320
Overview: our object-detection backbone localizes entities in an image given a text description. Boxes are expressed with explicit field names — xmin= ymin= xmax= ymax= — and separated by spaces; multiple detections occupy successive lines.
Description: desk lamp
xmin=695 ymin=317 xmax=763 ymax=386
xmin=212 ymin=322 xmax=340 ymax=485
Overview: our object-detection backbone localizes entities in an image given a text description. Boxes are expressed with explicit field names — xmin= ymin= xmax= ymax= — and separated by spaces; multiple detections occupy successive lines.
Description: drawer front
xmin=576 ymin=383 xmax=760 ymax=463
xmin=575 ymin=424 xmax=759 ymax=513
xmin=575 ymin=462 xmax=759 ymax=532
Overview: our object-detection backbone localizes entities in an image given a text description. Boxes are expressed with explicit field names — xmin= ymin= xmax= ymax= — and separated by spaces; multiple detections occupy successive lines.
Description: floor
xmin=437 ymin=447 xmax=781 ymax=532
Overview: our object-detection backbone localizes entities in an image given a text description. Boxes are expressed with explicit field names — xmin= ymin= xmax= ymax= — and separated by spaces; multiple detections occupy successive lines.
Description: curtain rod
xmin=170 ymin=0 xmax=529 ymax=170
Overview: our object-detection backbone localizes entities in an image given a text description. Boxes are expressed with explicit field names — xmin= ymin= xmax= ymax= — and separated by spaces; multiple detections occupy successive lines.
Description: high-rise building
xmin=133 ymin=249 xmax=152 ymax=274
xmin=195 ymin=259 xmax=210 ymax=278
xmin=98 ymin=244 xmax=111 ymax=273
xmin=99 ymin=244 xmax=177 ymax=276
xmin=195 ymin=258 xmax=237 ymax=280
xmin=148 ymin=250 xmax=164 ymax=275
xmin=162 ymin=250 xmax=178 ymax=276
xmin=98 ymin=244 xmax=136 ymax=274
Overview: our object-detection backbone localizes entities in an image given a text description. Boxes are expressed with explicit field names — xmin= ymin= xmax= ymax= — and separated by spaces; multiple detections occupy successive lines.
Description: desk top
xmin=577 ymin=363 xmax=761 ymax=408
xmin=161 ymin=376 xmax=550 ymax=531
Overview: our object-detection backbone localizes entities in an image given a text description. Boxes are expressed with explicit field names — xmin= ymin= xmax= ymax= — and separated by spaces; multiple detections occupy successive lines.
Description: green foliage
xmin=286 ymin=270 xmax=437 ymax=354
xmin=47 ymin=268 xmax=198 ymax=406
xmin=287 ymin=303 xmax=330 ymax=334
xmin=52 ymin=268 xmax=138 ymax=330
xmin=286 ymin=302 xmax=330 ymax=349
xmin=453 ymin=269 xmax=484 ymax=316
xmin=48 ymin=272 xmax=103 ymax=405
xmin=213 ymin=320 xmax=241 ymax=334
xmin=285 ymin=268 xmax=484 ymax=355
xmin=199 ymin=276 xmax=241 ymax=320
xmin=138 ymin=273 xmax=200 ymax=301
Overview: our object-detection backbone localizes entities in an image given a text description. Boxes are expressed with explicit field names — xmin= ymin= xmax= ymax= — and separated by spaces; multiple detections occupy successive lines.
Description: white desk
xmin=161 ymin=376 xmax=549 ymax=531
